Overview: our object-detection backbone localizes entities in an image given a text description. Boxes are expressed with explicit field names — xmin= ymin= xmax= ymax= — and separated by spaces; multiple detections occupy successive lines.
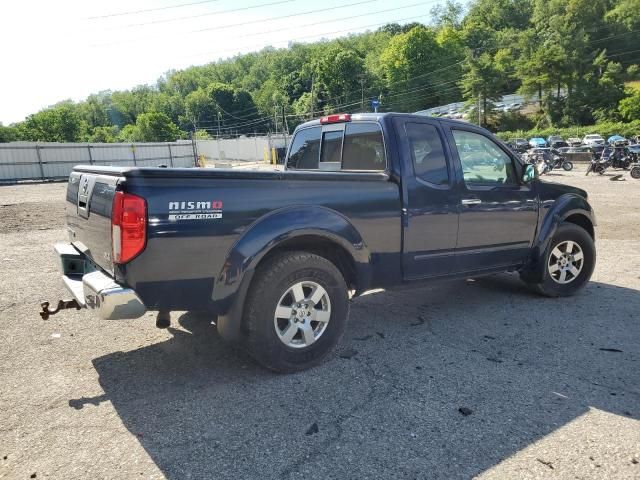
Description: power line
xmin=113 ymin=0 xmax=299 ymax=30
xmin=190 ymin=55 xmax=466 ymax=126
xmin=93 ymin=0 xmax=387 ymax=47
xmin=184 ymin=8 xmax=436 ymax=60
xmin=195 ymin=61 xmax=462 ymax=126
xmin=88 ymin=0 xmax=223 ymax=20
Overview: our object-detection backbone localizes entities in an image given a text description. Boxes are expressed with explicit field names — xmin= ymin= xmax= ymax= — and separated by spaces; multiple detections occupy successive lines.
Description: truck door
xmin=445 ymin=126 xmax=538 ymax=272
xmin=395 ymin=118 xmax=460 ymax=280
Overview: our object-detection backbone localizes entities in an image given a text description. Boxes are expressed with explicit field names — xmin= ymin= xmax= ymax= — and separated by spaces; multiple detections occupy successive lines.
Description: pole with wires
xmin=309 ymin=74 xmax=315 ymax=120
xmin=359 ymin=74 xmax=365 ymax=112
xmin=217 ymin=112 xmax=221 ymax=138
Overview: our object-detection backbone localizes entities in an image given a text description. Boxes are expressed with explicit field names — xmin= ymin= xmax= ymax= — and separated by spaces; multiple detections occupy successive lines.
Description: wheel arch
xmin=214 ymin=206 xmax=371 ymax=340
xmin=522 ymin=194 xmax=595 ymax=283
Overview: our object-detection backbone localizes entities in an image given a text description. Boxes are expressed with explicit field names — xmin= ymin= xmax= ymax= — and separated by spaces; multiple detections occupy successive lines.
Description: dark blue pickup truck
xmin=50 ymin=113 xmax=596 ymax=372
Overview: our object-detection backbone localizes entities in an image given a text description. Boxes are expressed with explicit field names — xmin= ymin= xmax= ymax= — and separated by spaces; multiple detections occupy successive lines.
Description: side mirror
xmin=522 ymin=163 xmax=536 ymax=183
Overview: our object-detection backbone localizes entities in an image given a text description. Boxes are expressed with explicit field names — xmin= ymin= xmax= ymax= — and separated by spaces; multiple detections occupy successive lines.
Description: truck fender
xmin=522 ymin=193 xmax=595 ymax=282
xmin=214 ymin=205 xmax=371 ymax=340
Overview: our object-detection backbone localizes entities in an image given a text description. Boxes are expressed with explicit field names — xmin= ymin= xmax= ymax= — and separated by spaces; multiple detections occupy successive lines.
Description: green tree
xmin=135 ymin=112 xmax=182 ymax=142
xmin=184 ymin=88 xmax=215 ymax=128
xmin=77 ymin=92 xmax=112 ymax=129
xmin=430 ymin=1 xmax=464 ymax=28
xmin=0 ymin=124 xmax=18 ymax=143
xmin=380 ymin=25 xmax=461 ymax=112
xmin=461 ymin=51 xmax=505 ymax=126
xmin=619 ymin=90 xmax=640 ymax=121
xmin=313 ymin=46 xmax=365 ymax=109
xmin=86 ymin=126 xmax=119 ymax=143
xmin=118 ymin=124 xmax=140 ymax=142
xmin=20 ymin=102 xmax=83 ymax=142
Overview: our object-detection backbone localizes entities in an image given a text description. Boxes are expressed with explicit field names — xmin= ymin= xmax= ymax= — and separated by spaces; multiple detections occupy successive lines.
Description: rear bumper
xmin=55 ymin=242 xmax=146 ymax=320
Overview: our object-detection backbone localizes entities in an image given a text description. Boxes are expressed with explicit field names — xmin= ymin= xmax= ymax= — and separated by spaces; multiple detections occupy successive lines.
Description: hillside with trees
xmin=1 ymin=0 xmax=639 ymax=142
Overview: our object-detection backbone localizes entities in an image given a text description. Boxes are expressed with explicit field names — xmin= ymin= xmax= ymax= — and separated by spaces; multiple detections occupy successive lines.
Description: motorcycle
xmin=587 ymin=145 xmax=634 ymax=175
xmin=608 ymin=143 xmax=633 ymax=170
xmin=585 ymin=156 xmax=609 ymax=175
xmin=630 ymin=150 xmax=640 ymax=179
xmin=525 ymin=148 xmax=572 ymax=175
xmin=549 ymin=148 xmax=573 ymax=171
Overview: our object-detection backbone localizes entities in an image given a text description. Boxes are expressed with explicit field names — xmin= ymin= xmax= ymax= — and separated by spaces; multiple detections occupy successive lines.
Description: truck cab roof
xmin=295 ymin=112 xmax=471 ymax=130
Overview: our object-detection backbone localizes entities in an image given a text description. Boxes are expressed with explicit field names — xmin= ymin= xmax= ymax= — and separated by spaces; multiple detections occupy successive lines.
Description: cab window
xmin=452 ymin=130 xmax=517 ymax=186
xmin=342 ymin=123 xmax=386 ymax=170
xmin=286 ymin=126 xmax=321 ymax=169
xmin=405 ymin=123 xmax=449 ymax=186
xmin=287 ymin=122 xmax=385 ymax=171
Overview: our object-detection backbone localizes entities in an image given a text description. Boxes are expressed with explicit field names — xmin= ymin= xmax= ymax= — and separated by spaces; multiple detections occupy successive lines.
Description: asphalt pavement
xmin=0 ymin=169 xmax=638 ymax=479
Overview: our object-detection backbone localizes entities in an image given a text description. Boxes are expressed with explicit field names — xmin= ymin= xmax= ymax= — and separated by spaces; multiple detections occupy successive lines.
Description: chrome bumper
xmin=55 ymin=242 xmax=146 ymax=320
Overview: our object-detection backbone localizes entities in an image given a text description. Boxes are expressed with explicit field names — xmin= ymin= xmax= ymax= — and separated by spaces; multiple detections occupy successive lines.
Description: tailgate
xmin=65 ymin=170 xmax=120 ymax=274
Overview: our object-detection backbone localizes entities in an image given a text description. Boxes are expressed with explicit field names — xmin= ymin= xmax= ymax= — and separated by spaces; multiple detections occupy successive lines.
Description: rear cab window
xmin=287 ymin=122 xmax=386 ymax=171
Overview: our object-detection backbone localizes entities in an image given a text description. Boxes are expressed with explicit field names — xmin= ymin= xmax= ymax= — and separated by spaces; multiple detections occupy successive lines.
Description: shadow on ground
xmin=71 ymin=275 xmax=640 ymax=479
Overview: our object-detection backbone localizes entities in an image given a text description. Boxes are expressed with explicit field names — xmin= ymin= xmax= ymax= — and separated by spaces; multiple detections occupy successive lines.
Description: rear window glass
xmin=287 ymin=122 xmax=385 ymax=171
xmin=320 ymin=131 xmax=343 ymax=170
xmin=286 ymin=126 xmax=321 ymax=169
xmin=342 ymin=123 xmax=385 ymax=170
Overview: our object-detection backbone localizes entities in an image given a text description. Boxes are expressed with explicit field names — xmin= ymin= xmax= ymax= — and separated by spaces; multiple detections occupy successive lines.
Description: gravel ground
xmin=0 ymin=169 xmax=639 ymax=480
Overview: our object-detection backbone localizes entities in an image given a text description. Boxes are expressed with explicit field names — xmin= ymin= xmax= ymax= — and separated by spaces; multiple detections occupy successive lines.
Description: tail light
xmin=112 ymin=191 xmax=146 ymax=264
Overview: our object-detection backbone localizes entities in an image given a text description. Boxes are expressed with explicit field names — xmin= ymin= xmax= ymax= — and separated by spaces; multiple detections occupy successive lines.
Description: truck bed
xmin=66 ymin=165 xmax=402 ymax=313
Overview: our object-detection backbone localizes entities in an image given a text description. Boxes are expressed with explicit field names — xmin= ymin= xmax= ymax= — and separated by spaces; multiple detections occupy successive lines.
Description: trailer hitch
xmin=39 ymin=300 xmax=82 ymax=320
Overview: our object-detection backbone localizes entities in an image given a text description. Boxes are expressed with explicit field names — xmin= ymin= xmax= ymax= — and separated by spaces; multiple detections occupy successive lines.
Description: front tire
xmin=528 ymin=223 xmax=595 ymax=297
xmin=631 ymin=166 xmax=640 ymax=179
xmin=243 ymin=251 xmax=349 ymax=372
xmin=562 ymin=161 xmax=573 ymax=171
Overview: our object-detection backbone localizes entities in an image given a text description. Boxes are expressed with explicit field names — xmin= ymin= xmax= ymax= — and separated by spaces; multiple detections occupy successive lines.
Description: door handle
xmin=461 ymin=198 xmax=482 ymax=206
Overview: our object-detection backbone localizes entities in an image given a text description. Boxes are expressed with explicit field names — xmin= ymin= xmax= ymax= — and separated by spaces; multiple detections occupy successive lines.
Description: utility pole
xmin=274 ymin=105 xmax=279 ymax=136
xmin=359 ymin=74 xmax=365 ymax=111
xmin=282 ymin=105 xmax=289 ymax=151
xmin=477 ymin=95 xmax=481 ymax=126
xmin=309 ymin=74 xmax=315 ymax=120
xmin=217 ymin=112 xmax=221 ymax=138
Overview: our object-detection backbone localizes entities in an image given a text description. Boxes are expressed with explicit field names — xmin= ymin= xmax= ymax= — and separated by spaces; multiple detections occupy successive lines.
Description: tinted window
xmin=320 ymin=130 xmax=343 ymax=170
xmin=287 ymin=126 xmax=321 ymax=169
xmin=406 ymin=123 xmax=449 ymax=186
xmin=342 ymin=123 xmax=385 ymax=170
xmin=452 ymin=130 xmax=517 ymax=186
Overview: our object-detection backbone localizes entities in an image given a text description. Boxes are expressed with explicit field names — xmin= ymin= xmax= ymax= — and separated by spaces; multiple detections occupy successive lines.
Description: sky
xmin=0 ymin=0 xmax=439 ymax=125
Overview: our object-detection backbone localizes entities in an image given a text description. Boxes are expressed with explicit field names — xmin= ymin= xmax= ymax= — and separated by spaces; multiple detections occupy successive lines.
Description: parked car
xmin=567 ymin=137 xmax=582 ymax=147
xmin=607 ymin=135 xmax=628 ymax=146
xmin=504 ymin=103 xmax=522 ymax=112
xmin=510 ymin=138 xmax=530 ymax=153
xmin=529 ymin=137 xmax=548 ymax=148
xmin=46 ymin=113 xmax=596 ymax=372
xmin=550 ymin=140 xmax=569 ymax=150
xmin=547 ymin=135 xmax=564 ymax=146
xmin=582 ymin=134 xmax=605 ymax=147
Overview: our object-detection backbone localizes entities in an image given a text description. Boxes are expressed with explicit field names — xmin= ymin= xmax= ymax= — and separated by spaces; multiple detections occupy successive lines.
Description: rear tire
xmin=631 ymin=166 xmax=640 ymax=179
xmin=527 ymin=223 xmax=595 ymax=297
xmin=562 ymin=161 xmax=573 ymax=171
xmin=243 ymin=251 xmax=349 ymax=373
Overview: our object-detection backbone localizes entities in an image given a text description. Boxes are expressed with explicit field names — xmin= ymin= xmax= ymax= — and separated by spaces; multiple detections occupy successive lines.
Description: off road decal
xmin=168 ymin=200 xmax=223 ymax=220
